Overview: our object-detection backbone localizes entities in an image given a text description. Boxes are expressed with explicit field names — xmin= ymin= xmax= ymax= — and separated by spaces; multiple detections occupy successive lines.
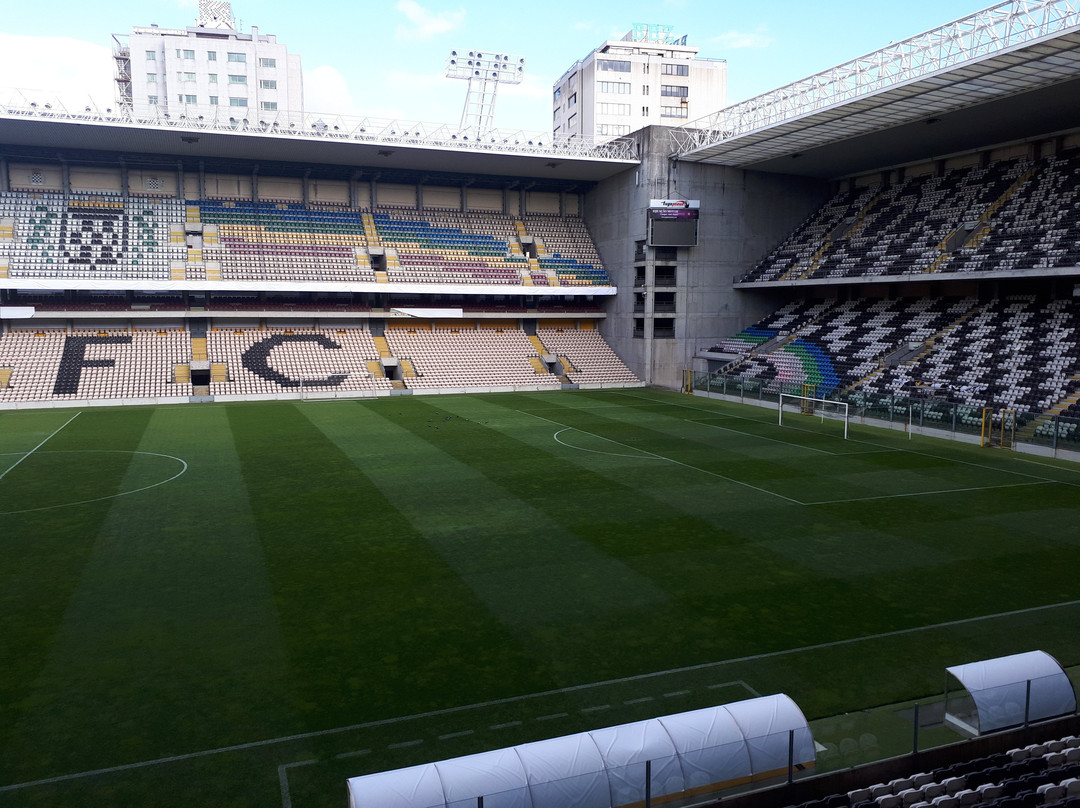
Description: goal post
xmin=779 ymin=394 xmax=849 ymax=439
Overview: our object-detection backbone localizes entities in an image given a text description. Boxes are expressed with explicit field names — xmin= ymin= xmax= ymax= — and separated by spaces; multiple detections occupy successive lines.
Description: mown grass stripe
xmin=229 ymin=402 xmax=555 ymax=730
xmin=0 ymin=407 xmax=156 ymax=783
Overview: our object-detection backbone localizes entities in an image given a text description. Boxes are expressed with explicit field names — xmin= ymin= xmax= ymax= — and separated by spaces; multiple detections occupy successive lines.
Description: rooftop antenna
xmin=446 ymin=50 xmax=525 ymax=139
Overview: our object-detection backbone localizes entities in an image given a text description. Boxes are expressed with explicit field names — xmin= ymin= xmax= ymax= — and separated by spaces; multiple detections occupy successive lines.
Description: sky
xmin=0 ymin=0 xmax=1000 ymax=134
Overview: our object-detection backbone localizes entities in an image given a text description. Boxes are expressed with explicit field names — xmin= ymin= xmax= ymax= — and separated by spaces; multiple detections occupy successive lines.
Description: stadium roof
xmin=672 ymin=0 xmax=1080 ymax=178
xmin=0 ymin=101 xmax=638 ymax=189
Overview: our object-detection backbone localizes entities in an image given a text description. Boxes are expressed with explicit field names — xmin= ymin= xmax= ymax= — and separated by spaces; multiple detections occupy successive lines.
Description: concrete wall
xmin=585 ymin=126 xmax=830 ymax=389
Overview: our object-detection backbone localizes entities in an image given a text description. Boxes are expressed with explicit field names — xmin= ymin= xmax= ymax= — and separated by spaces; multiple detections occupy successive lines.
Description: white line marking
xmin=805 ymin=480 xmax=1051 ymax=506
xmin=278 ymin=759 xmax=317 ymax=808
xmin=536 ymin=712 xmax=568 ymax=721
xmin=553 ymin=427 xmax=663 ymax=460
xmin=708 ymin=680 xmax=761 ymax=697
xmin=580 ymin=704 xmax=611 ymax=713
xmin=663 ymin=690 xmax=691 ymax=698
xmin=437 ymin=730 xmax=474 ymax=741
xmin=489 ymin=721 xmax=522 ymax=730
xmin=7 ymin=596 xmax=1080 ymax=792
xmin=334 ymin=749 xmax=371 ymax=759
xmin=527 ymin=411 xmax=802 ymax=505
xmin=387 ymin=739 xmax=423 ymax=749
xmin=0 ymin=412 xmax=80 ymax=482
xmin=0 ymin=450 xmax=189 ymax=515
xmin=624 ymin=697 xmax=654 ymax=705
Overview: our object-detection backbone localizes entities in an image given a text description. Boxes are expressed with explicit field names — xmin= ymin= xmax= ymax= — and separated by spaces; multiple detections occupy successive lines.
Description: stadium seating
xmin=0 ymin=322 xmax=638 ymax=404
xmin=740 ymin=152 xmax=1080 ymax=283
xmin=0 ymin=191 xmax=186 ymax=280
xmin=384 ymin=325 xmax=563 ymax=389
xmin=537 ymin=326 xmax=640 ymax=384
xmin=714 ymin=295 xmax=1080 ymax=418
xmin=205 ymin=328 xmax=393 ymax=396
xmin=782 ymin=733 xmax=1080 ymax=808
xmin=0 ymin=328 xmax=192 ymax=402
xmin=0 ymin=195 xmax=612 ymax=287
xmin=198 ymin=201 xmax=376 ymax=283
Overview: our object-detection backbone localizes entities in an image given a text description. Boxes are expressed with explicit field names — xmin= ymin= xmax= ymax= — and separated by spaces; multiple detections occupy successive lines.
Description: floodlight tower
xmin=446 ymin=50 xmax=525 ymax=138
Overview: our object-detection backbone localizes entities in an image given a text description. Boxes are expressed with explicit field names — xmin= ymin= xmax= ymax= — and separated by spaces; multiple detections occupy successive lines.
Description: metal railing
xmin=0 ymin=88 xmax=639 ymax=163
xmin=671 ymin=0 xmax=1080 ymax=156
xmin=689 ymin=371 xmax=1080 ymax=453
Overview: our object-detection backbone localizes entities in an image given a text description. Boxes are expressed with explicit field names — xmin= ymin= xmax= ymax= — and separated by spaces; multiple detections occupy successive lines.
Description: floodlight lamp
xmin=85 ymin=106 xmax=91 ymax=112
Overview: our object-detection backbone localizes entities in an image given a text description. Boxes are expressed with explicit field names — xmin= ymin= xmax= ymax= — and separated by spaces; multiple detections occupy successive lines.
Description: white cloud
xmin=0 ymin=33 xmax=114 ymax=109
xmin=711 ymin=30 xmax=774 ymax=49
xmin=395 ymin=0 xmax=465 ymax=41
xmin=303 ymin=65 xmax=360 ymax=116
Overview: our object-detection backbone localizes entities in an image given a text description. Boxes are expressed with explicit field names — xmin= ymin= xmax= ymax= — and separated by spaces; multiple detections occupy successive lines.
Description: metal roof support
xmin=671 ymin=0 xmax=1080 ymax=157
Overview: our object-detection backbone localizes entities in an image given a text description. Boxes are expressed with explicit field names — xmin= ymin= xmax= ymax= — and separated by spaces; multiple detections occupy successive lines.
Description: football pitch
xmin=2 ymin=388 xmax=1079 ymax=808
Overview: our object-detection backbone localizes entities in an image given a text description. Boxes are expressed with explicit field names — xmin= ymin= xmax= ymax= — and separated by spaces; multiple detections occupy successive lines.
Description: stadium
xmin=2 ymin=1 xmax=1080 ymax=807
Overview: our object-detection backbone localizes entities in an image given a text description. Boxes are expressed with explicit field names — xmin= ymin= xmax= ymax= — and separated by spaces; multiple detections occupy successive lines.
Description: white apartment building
xmin=552 ymin=24 xmax=726 ymax=141
xmin=113 ymin=1 xmax=303 ymax=122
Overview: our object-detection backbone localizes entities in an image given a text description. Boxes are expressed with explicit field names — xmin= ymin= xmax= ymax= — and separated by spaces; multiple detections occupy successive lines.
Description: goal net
xmin=778 ymin=394 xmax=849 ymax=439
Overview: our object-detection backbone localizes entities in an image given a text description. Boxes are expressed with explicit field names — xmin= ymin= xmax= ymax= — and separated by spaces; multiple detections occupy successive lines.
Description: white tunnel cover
xmin=946 ymin=650 xmax=1077 ymax=734
xmin=347 ymin=694 xmax=815 ymax=808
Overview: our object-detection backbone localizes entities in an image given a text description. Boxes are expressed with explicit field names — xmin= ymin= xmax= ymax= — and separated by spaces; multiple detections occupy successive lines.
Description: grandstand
xmin=4 ymin=1 xmax=1080 ymax=807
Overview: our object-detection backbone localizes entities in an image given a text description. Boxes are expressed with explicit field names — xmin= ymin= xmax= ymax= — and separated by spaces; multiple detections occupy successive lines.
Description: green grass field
xmin=2 ymin=388 xmax=1079 ymax=808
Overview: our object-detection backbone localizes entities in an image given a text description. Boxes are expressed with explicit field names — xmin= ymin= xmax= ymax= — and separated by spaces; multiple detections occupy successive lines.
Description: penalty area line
xmin=278 ymin=759 xmax=317 ymax=808
xmin=526 ymin=410 xmax=802 ymax=505
xmin=802 ymin=480 xmax=1053 ymax=506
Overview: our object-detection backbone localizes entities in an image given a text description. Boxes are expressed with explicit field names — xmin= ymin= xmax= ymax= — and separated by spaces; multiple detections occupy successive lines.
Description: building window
xmin=596 ymin=123 xmax=630 ymax=136
xmin=660 ymin=106 xmax=689 ymax=118
xmin=209 ymin=73 xmax=218 ymax=84
xmin=598 ymin=103 xmax=631 ymax=116
xmin=568 ymin=92 xmax=577 ymax=106
xmin=598 ymin=59 xmax=631 ymax=73
xmin=229 ymin=97 xmax=248 ymax=107
xmin=227 ymin=52 xmax=246 ymax=63
xmin=260 ymin=79 xmax=277 ymax=90
xmin=598 ymin=81 xmax=631 ymax=94
xmin=553 ymin=88 xmax=561 ymax=102
xmin=661 ymin=63 xmax=690 ymax=76
xmin=661 ymin=85 xmax=689 ymax=97
xmin=178 ymin=94 xmax=197 ymax=104
xmin=145 ymin=50 xmax=156 ymax=61
xmin=146 ymin=73 xmax=157 ymax=83
xmin=642 ymin=106 xmax=649 ymax=116
xmin=261 ymin=101 xmax=278 ymax=110
xmin=229 ymin=74 xmax=247 ymax=84
xmin=209 ymin=96 xmax=218 ymax=105
xmin=175 ymin=48 xmax=195 ymax=59
xmin=260 ymin=57 xmax=277 ymax=68
xmin=207 ymin=51 xmax=217 ymax=61
xmin=568 ymin=113 xmax=577 ymax=129
xmin=147 ymin=95 xmax=159 ymax=105
xmin=177 ymin=72 xmax=196 ymax=82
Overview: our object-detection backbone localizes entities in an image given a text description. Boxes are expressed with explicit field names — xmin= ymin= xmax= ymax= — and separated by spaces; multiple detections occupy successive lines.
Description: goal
xmin=778 ymin=394 xmax=849 ymax=439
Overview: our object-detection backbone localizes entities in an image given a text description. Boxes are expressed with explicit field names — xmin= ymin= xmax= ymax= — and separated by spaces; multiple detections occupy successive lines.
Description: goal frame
xmin=778 ymin=393 xmax=849 ymax=439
